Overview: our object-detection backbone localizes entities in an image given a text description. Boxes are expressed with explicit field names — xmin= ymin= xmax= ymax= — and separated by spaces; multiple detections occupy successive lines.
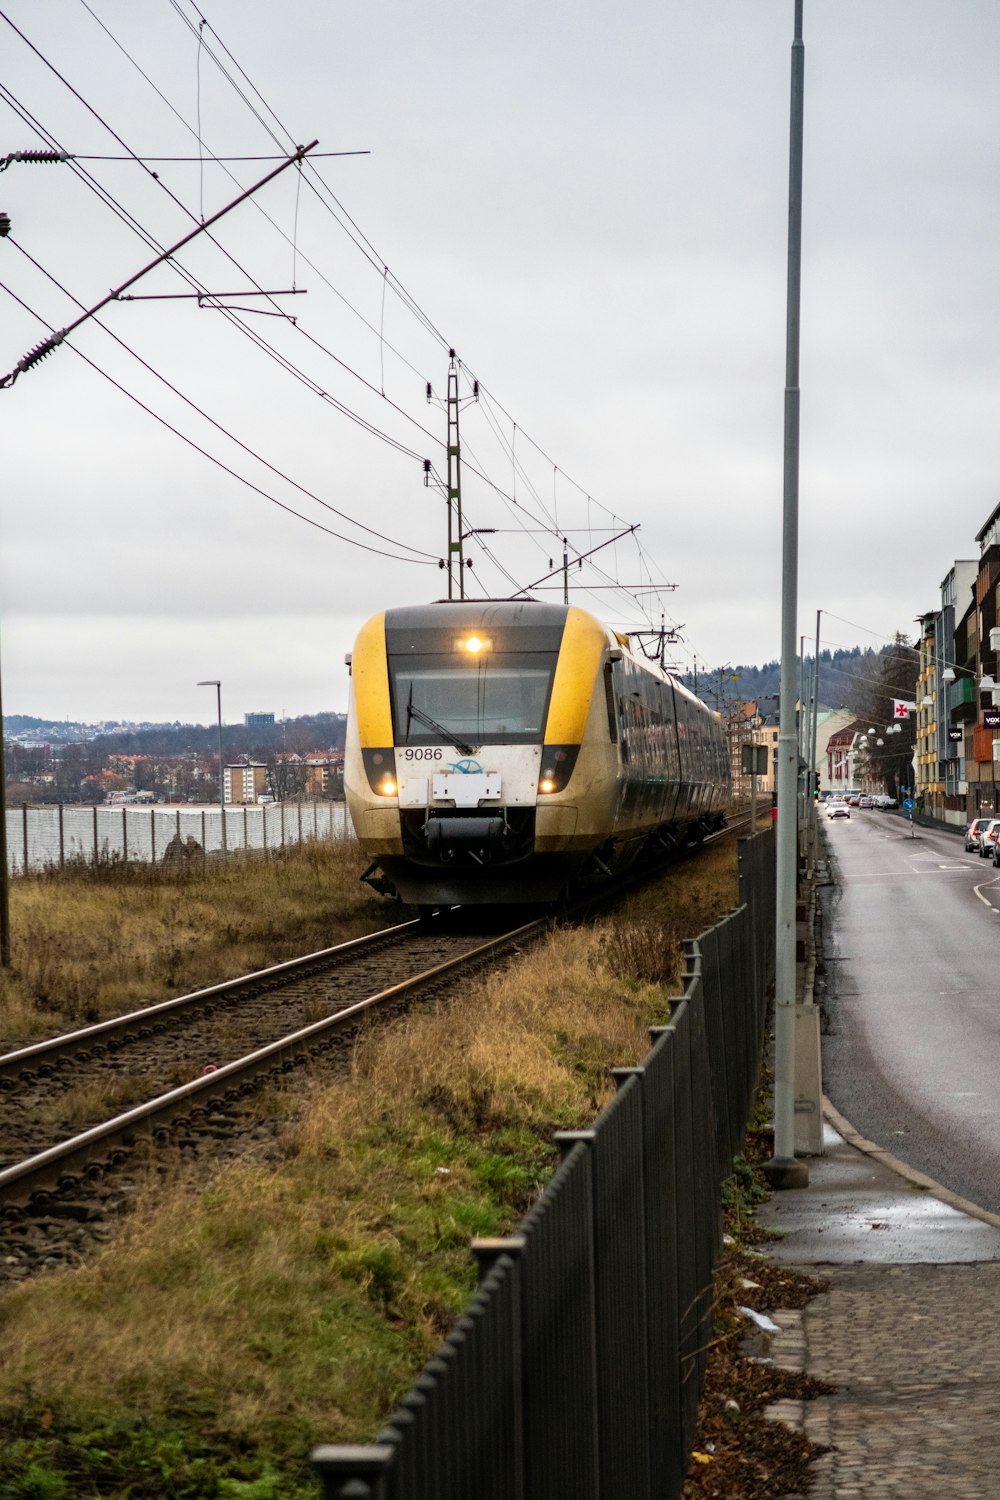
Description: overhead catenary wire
xmin=5 ymin=236 xmax=438 ymax=559
xmin=0 ymin=64 xmax=446 ymax=459
xmin=0 ymin=79 xmax=447 ymax=477
xmin=3 ymin=2 xmax=691 ymax=636
xmin=0 ymin=275 xmax=435 ymax=566
xmin=162 ymin=0 xmax=672 ymax=581
xmin=85 ymin=3 xmax=670 ymax=587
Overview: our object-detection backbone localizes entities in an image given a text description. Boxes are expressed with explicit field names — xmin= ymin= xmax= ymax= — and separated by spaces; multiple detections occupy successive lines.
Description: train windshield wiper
xmin=405 ymin=687 xmax=476 ymax=758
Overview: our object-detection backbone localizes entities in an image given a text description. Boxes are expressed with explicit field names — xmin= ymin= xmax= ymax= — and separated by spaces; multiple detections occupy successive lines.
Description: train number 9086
xmin=401 ymin=747 xmax=444 ymax=762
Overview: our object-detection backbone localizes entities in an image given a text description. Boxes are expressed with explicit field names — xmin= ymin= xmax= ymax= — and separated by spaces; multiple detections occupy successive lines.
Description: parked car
xmin=979 ymin=819 xmax=1000 ymax=859
xmin=966 ymin=817 xmax=994 ymax=852
xmin=826 ymin=800 xmax=850 ymax=820
xmin=859 ymin=795 xmax=875 ymax=809
xmin=874 ymin=794 xmax=898 ymax=809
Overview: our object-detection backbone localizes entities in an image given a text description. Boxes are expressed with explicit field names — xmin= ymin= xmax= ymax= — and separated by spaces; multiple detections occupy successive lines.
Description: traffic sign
xmin=903 ymin=797 xmax=915 ymax=812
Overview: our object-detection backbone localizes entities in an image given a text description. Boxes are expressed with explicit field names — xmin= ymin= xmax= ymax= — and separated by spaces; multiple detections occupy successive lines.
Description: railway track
xmin=0 ymin=814 xmax=754 ymax=1282
xmin=0 ymin=913 xmax=551 ymax=1279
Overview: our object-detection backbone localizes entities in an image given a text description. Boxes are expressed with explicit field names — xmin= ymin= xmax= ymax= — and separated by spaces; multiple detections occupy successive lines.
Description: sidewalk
xmin=755 ymin=1096 xmax=1000 ymax=1496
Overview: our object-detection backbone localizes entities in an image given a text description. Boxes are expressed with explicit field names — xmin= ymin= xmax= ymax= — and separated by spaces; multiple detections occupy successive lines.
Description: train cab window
xmin=389 ymin=651 xmax=559 ymax=745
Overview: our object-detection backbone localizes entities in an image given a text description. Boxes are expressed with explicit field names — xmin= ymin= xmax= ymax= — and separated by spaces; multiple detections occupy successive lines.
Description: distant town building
xmin=244 ymin=712 xmax=275 ymax=727
xmin=224 ymin=762 xmax=270 ymax=804
xmin=304 ymin=754 xmax=344 ymax=799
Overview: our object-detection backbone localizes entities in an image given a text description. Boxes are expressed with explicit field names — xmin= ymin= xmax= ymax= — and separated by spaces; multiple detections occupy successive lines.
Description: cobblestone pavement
xmin=766 ymin=1261 xmax=1000 ymax=1497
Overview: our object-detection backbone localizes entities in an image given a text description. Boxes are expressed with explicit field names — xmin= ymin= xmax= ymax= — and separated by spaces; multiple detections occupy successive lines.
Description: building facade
xmin=224 ymin=762 xmax=269 ymax=804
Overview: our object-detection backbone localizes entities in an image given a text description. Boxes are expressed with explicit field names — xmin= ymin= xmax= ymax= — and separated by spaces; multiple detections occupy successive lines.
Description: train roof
xmin=385 ymin=599 xmax=569 ymax=630
xmin=363 ymin=599 xmax=717 ymax=716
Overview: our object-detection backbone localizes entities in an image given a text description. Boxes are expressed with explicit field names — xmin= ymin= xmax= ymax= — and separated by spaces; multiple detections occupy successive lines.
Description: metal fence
xmin=311 ymin=826 xmax=776 ymax=1500
xmin=4 ymin=801 xmax=353 ymax=874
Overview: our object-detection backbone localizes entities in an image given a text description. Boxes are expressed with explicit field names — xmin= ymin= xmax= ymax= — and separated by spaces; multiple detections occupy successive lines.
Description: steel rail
xmin=1 ymin=815 xmax=750 ymax=1089
xmin=0 ymin=913 xmax=548 ymax=1212
xmin=0 ymin=915 xmax=422 ymax=1080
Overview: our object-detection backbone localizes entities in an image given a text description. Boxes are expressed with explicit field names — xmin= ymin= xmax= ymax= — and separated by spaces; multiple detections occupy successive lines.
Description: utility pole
xmin=197 ymin=680 xmax=226 ymax=854
xmin=446 ymin=354 xmax=464 ymax=599
xmin=427 ymin=351 xmax=478 ymax=599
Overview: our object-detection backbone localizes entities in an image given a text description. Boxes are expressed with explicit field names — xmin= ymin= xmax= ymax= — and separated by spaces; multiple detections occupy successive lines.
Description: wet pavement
xmin=758 ymin=1114 xmax=1000 ymax=1264
xmin=754 ymin=1114 xmax=1000 ymax=1496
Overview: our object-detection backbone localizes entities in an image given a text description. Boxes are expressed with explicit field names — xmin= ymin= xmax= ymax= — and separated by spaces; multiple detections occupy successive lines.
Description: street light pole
xmin=197 ymin=680 xmax=226 ymax=854
xmin=764 ymin=0 xmax=810 ymax=1190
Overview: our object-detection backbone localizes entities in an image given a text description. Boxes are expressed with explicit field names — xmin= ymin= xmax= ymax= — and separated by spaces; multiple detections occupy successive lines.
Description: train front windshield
xmin=389 ymin=651 xmax=558 ymax=744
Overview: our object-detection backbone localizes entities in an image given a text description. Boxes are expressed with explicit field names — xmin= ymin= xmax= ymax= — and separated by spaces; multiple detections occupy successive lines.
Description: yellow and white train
xmin=344 ymin=599 xmax=731 ymax=910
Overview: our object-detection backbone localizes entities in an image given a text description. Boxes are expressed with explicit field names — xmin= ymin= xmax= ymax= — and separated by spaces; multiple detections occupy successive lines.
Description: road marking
xmin=973 ymin=875 xmax=1000 ymax=909
xmin=843 ymin=870 xmax=973 ymax=879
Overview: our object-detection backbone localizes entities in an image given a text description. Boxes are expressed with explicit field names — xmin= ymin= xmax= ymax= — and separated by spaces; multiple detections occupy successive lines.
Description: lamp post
xmin=763 ymin=0 xmax=810 ymax=1189
xmin=197 ymin=680 xmax=226 ymax=854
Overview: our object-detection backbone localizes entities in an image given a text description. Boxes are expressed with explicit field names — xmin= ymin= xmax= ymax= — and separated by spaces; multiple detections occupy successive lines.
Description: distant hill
xmin=3 ymin=713 xmax=348 ymax=757
xmin=680 ymin=645 xmax=901 ymax=715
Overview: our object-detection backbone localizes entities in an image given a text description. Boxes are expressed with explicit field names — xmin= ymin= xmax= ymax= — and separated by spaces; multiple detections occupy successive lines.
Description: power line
xmin=0 ymin=276 xmax=435 ymax=566
xmin=0 ymin=77 xmax=444 ymax=470
xmin=5 ymin=237 xmax=438 ymax=558
xmin=7 ymin=2 xmax=689 ymax=624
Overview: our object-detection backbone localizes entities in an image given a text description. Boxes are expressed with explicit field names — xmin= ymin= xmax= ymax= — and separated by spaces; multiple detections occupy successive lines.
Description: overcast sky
xmin=1 ymin=1 xmax=997 ymax=725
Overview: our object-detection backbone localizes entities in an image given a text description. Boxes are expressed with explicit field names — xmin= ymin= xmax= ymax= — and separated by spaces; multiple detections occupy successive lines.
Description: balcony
xmin=949 ymin=676 xmax=977 ymax=722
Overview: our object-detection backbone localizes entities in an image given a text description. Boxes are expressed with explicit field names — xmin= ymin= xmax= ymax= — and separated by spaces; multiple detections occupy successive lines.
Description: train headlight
xmin=362 ymin=748 xmax=398 ymax=797
xmin=537 ymin=745 xmax=580 ymax=795
xmin=455 ymin=634 xmax=493 ymax=655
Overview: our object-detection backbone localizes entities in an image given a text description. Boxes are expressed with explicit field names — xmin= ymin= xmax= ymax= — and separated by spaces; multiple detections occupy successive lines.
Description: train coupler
xmin=360 ymin=861 xmax=398 ymax=898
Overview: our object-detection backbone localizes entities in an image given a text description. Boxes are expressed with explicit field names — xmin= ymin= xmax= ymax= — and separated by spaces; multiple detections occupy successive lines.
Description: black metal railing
xmin=312 ymin=827 xmax=776 ymax=1500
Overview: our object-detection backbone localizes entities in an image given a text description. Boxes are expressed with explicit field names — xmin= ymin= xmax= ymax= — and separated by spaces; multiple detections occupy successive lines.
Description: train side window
xmin=604 ymin=663 xmax=618 ymax=743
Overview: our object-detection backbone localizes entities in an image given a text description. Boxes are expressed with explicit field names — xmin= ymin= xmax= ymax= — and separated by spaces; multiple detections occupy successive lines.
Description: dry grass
xmin=0 ymin=835 xmax=745 ymax=1497
xmin=0 ymin=838 xmax=396 ymax=1049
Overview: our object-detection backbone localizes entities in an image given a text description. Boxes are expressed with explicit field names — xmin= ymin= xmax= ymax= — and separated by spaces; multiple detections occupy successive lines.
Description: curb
xmin=821 ymin=1094 xmax=1000 ymax=1234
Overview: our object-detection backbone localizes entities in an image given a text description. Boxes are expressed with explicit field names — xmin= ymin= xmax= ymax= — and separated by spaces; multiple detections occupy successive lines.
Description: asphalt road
xmin=818 ymin=809 xmax=1000 ymax=1215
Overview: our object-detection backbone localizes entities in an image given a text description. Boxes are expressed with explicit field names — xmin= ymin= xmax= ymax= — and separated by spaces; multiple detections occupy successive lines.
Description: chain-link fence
xmin=6 ymin=802 xmax=353 ymax=874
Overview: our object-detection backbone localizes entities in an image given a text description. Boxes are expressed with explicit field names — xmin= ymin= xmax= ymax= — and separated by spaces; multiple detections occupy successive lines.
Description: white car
xmin=979 ymin=819 xmax=1000 ymax=859
xmin=826 ymin=800 xmax=850 ymax=820
xmin=966 ymin=817 xmax=994 ymax=852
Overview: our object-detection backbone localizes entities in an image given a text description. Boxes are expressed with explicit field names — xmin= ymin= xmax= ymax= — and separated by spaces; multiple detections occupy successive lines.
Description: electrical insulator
xmin=425 ymin=381 xmax=432 ymax=401
xmin=15 ymin=330 xmax=65 ymax=374
xmin=0 ymin=150 xmax=71 ymax=172
xmin=0 ymin=212 xmax=10 ymax=237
